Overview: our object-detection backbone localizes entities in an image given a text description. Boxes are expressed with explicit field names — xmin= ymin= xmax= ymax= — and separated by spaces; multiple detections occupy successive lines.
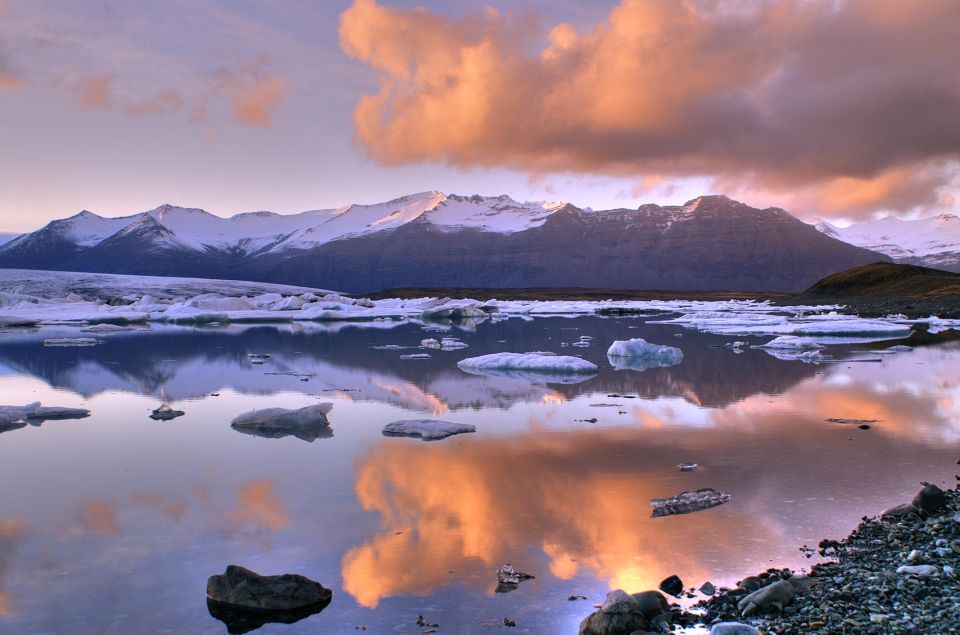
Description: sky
xmin=0 ymin=0 xmax=958 ymax=232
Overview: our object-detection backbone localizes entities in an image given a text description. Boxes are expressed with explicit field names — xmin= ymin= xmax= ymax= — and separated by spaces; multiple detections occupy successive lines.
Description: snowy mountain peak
xmin=813 ymin=214 xmax=960 ymax=273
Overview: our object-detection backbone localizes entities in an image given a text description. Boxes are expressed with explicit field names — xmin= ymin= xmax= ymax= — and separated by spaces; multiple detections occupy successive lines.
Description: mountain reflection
xmin=0 ymin=318 xmax=821 ymax=409
xmin=342 ymin=343 xmax=960 ymax=607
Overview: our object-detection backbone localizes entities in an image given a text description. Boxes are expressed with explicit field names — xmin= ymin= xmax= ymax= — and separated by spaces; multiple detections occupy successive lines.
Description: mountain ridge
xmin=815 ymin=214 xmax=960 ymax=273
xmin=0 ymin=192 xmax=887 ymax=293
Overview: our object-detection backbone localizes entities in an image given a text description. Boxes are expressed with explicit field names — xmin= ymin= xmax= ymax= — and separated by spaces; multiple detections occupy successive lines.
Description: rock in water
xmin=149 ymin=404 xmax=184 ymax=421
xmin=912 ymin=483 xmax=947 ymax=514
xmin=206 ymin=565 xmax=332 ymax=634
xmin=230 ymin=403 xmax=333 ymax=442
xmin=495 ymin=563 xmax=534 ymax=593
xmin=382 ymin=419 xmax=476 ymax=441
xmin=650 ymin=488 xmax=730 ymax=517
xmin=699 ymin=581 xmax=717 ymax=596
xmin=659 ymin=574 xmax=684 ymax=597
xmin=578 ymin=589 xmax=651 ymax=635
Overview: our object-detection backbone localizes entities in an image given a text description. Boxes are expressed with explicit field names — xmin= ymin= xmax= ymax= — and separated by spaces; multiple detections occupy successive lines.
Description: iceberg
xmin=458 ymin=352 xmax=597 ymax=374
xmin=606 ymin=338 xmax=683 ymax=371
xmin=230 ymin=403 xmax=333 ymax=442
xmin=382 ymin=419 xmax=476 ymax=441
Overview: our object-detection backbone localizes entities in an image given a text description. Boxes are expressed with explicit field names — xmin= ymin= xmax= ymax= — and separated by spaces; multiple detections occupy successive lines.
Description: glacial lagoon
xmin=0 ymin=316 xmax=958 ymax=633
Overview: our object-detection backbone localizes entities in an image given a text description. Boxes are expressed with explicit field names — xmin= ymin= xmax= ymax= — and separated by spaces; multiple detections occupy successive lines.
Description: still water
xmin=0 ymin=316 xmax=957 ymax=633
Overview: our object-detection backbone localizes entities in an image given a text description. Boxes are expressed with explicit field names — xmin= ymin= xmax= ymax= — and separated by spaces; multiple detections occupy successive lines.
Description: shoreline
xmin=581 ymin=481 xmax=960 ymax=634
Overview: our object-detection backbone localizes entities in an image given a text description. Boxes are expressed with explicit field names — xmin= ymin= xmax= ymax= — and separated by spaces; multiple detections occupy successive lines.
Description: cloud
xmin=339 ymin=0 xmax=960 ymax=217
xmin=124 ymin=88 xmax=183 ymax=116
xmin=231 ymin=74 xmax=284 ymax=127
xmin=74 ymin=73 xmax=114 ymax=109
xmin=0 ymin=0 xmax=18 ymax=90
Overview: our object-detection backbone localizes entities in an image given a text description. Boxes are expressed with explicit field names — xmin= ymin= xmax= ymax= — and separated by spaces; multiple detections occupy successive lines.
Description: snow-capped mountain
xmin=0 ymin=192 xmax=886 ymax=292
xmin=815 ymin=215 xmax=960 ymax=273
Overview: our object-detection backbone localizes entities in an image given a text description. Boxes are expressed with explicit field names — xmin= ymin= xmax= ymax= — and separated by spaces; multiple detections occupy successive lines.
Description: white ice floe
xmin=757 ymin=336 xmax=826 ymax=351
xmin=606 ymin=338 xmax=683 ymax=371
xmin=382 ymin=419 xmax=476 ymax=441
xmin=400 ymin=353 xmax=432 ymax=360
xmin=0 ymin=269 xmax=936 ymax=344
xmin=458 ymin=352 xmax=597 ymax=374
xmin=0 ymin=402 xmax=90 ymax=423
xmin=457 ymin=352 xmax=598 ymax=384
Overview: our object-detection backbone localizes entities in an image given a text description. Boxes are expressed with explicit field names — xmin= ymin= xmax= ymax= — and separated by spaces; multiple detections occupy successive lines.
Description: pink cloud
xmin=339 ymin=0 xmax=960 ymax=217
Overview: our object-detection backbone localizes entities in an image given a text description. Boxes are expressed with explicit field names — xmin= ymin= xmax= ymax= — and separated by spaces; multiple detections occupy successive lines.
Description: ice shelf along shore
xmin=0 ymin=269 xmax=957 ymax=350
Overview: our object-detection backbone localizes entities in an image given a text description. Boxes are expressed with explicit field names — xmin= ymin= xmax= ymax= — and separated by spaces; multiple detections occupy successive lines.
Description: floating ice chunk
xmin=650 ymin=488 xmax=730 ymax=517
xmin=886 ymin=345 xmax=913 ymax=353
xmin=81 ymin=323 xmax=131 ymax=333
xmin=230 ymin=403 xmax=333 ymax=442
xmin=43 ymin=338 xmax=101 ymax=347
xmin=440 ymin=337 xmax=469 ymax=350
xmin=420 ymin=338 xmax=441 ymax=349
xmin=420 ymin=299 xmax=487 ymax=320
xmin=458 ymin=352 xmax=597 ymax=374
xmin=382 ymin=419 xmax=476 ymax=441
xmin=606 ymin=338 xmax=683 ymax=371
xmin=185 ymin=295 xmax=256 ymax=311
xmin=757 ymin=336 xmax=825 ymax=350
xmin=0 ymin=402 xmax=90 ymax=424
xmin=272 ymin=296 xmax=307 ymax=311
xmin=762 ymin=348 xmax=824 ymax=363
xmin=400 ymin=353 xmax=432 ymax=360
xmin=457 ymin=353 xmax=597 ymax=384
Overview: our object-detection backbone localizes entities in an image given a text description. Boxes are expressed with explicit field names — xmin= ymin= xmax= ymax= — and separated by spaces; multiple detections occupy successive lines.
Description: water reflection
xmin=343 ymin=344 xmax=960 ymax=608
xmin=0 ymin=318 xmax=823 ymax=410
xmin=0 ymin=318 xmax=956 ymax=633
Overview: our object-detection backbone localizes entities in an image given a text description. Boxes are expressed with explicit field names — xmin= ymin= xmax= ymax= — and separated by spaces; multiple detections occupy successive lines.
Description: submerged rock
xmin=206 ymin=565 xmax=332 ymax=634
xmin=495 ymin=563 xmax=534 ymax=593
xmin=149 ymin=404 xmax=185 ymax=421
xmin=382 ymin=419 xmax=476 ymax=441
xmin=230 ymin=403 xmax=333 ymax=442
xmin=650 ymin=488 xmax=730 ymax=517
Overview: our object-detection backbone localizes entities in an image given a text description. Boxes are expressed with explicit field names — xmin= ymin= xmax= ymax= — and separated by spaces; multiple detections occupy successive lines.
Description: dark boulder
xmin=658 ymin=575 xmax=684 ymax=597
xmin=578 ymin=589 xmax=653 ymax=635
xmin=206 ymin=565 xmax=332 ymax=613
xmin=912 ymin=484 xmax=947 ymax=514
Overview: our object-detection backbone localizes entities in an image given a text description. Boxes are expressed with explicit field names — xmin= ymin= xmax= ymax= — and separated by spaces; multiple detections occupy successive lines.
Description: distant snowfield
xmin=0 ymin=269 xmax=955 ymax=355
xmin=816 ymin=214 xmax=960 ymax=271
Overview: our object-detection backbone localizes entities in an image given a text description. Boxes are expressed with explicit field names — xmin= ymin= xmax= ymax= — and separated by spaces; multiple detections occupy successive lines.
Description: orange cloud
xmin=231 ymin=74 xmax=284 ymax=127
xmin=0 ymin=518 xmax=28 ymax=616
xmin=229 ymin=479 xmax=288 ymax=532
xmin=125 ymin=88 xmax=183 ymax=116
xmin=339 ymin=0 xmax=960 ymax=217
xmin=75 ymin=73 xmax=114 ymax=109
xmin=76 ymin=500 xmax=117 ymax=534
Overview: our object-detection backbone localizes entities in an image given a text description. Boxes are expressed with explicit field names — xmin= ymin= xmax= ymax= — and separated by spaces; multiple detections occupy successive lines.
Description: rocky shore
xmin=580 ymin=482 xmax=960 ymax=634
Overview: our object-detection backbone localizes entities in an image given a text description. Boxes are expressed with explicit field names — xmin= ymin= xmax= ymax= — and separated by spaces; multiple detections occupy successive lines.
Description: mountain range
xmin=0 ymin=192 xmax=889 ymax=293
xmin=816 ymin=215 xmax=960 ymax=273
